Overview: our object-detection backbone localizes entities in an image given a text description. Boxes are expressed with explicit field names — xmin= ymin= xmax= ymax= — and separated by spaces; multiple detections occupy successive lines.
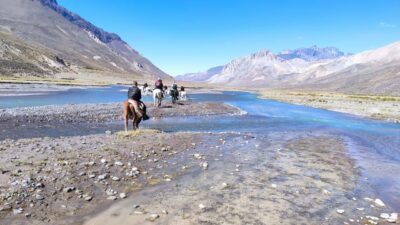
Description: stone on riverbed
xmin=119 ymin=193 xmax=127 ymax=199
xmin=63 ymin=187 xmax=75 ymax=193
xmin=114 ymin=161 xmax=124 ymax=166
xmin=13 ymin=208 xmax=24 ymax=214
xmin=336 ymin=209 xmax=344 ymax=214
xmin=201 ymin=162 xmax=208 ymax=170
xmin=98 ymin=174 xmax=108 ymax=181
xmin=107 ymin=196 xmax=117 ymax=200
xmin=381 ymin=213 xmax=398 ymax=223
xmin=147 ymin=213 xmax=160 ymax=222
xmin=374 ymin=198 xmax=385 ymax=207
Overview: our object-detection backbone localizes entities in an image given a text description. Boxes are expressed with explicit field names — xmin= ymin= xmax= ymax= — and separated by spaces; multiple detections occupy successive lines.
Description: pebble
xmin=374 ymin=198 xmax=385 ymax=207
xmin=201 ymin=162 xmax=208 ymax=170
xmin=112 ymin=176 xmax=120 ymax=181
xmin=35 ymin=183 xmax=45 ymax=188
xmin=114 ymin=161 xmax=124 ymax=166
xmin=366 ymin=216 xmax=379 ymax=221
xmin=119 ymin=193 xmax=127 ymax=199
xmin=63 ymin=186 xmax=76 ymax=193
xmin=194 ymin=154 xmax=202 ymax=160
xmin=198 ymin=203 xmax=206 ymax=210
xmin=101 ymin=158 xmax=108 ymax=164
xmin=336 ymin=209 xmax=345 ymax=214
xmin=322 ymin=189 xmax=331 ymax=195
xmin=271 ymin=184 xmax=277 ymax=188
xmin=105 ymin=130 xmax=112 ymax=135
xmin=98 ymin=174 xmax=108 ymax=181
xmin=107 ymin=196 xmax=117 ymax=200
xmin=147 ymin=214 xmax=160 ymax=222
xmin=85 ymin=196 xmax=93 ymax=201
xmin=13 ymin=208 xmax=24 ymax=214
xmin=35 ymin=194 xmax=45 ymax=200
xmin=381 ymin=213 xmax=398 ymax=223
xmin=79 ymin=172 xmax=86 ymax=176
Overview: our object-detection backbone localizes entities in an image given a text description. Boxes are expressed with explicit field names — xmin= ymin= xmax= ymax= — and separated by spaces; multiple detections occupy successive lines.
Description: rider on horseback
xmin=128 ymin=81 xmax=149 ymax=120
xmin=155 ymin=77 xmax=163 ymax=90
xmin=170 ymin=82 xmax=179 ymax=104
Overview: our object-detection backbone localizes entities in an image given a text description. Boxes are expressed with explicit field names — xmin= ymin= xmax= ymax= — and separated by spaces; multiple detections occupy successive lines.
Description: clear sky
xmin=57 ymin=0 xmax=400 ymax=76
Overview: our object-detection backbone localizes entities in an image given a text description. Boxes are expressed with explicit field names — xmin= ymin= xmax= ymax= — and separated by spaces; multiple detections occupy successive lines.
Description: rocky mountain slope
xmin=204 ymin=43 xmax=400 ymax=95
xmin=175 ymin=66 xmax=223 ymax=82
xmin=0 ymin=0 xmax=169 ymax=80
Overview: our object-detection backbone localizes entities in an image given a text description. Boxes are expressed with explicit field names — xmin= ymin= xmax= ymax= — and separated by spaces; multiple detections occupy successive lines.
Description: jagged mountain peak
xmin=278 ymin=45 xmax=345 ymax=61
xmin=38 ymin=0 xmax=122 ymax=44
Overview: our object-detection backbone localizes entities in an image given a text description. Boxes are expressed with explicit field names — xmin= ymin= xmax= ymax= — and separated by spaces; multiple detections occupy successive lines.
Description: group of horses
xmin=123 ymin=85 xmax=188 ymax=133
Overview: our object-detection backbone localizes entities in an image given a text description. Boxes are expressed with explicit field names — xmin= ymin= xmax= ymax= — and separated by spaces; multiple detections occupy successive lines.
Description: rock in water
xmin=374 ymin=198 xmax=385 ymax=207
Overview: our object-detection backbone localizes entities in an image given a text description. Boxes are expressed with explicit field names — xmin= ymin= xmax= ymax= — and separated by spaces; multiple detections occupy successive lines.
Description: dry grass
xmin=115 ymin=129 xmax=161 ymax=139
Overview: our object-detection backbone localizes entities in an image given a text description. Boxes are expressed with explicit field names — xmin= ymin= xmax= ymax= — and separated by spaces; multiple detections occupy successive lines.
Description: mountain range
xmin=178 ymin=43 xmax=400 ymax=95
xmin=0 ymin=0 xmax=169 ymax=80
xmin=176 ymin=66 xmax=224 ymax=82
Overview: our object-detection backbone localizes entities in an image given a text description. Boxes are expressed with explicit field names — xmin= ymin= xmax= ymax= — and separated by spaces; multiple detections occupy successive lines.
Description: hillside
xmin=0 ymin=0 xmax=170 ymax=81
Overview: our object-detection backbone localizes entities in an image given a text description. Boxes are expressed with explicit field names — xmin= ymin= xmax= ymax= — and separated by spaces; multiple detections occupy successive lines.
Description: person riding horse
xmin=170 ymin=82 xmax=179 ymax=103
xmin=127 ymin=81 xmax=149 ymax=121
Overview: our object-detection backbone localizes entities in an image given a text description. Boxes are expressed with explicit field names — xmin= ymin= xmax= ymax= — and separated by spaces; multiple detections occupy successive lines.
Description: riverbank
xmin=1 ymin=130 xmax=397 ymax=225
xmin=260 ymin=90 xmax=400 ymax=123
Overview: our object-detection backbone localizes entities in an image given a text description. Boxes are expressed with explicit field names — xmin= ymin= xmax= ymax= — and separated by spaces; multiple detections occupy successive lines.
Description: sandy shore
xmin=260 ymin=90 xmax=400 ymax=123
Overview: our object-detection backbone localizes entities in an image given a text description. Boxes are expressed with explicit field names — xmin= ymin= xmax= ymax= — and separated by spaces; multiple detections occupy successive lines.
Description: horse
xmin=122 ymin=100 xmax=142 ymax=133
xmin=139 ymin=86 xmax=153 ymax=96
xmin=153 ymin=88 xmax=163 ymax=107
xmin=170 ymin=89 xmax=179 ymax=104
xmin=179 ymin=91 xmax=187 ymax=101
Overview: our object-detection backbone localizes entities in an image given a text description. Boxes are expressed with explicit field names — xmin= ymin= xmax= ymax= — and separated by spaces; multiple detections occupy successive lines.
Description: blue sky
xmin=58 ymin=0 xmax=400 ymax=76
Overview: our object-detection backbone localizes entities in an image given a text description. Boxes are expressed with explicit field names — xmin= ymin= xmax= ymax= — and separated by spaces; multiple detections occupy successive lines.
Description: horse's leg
xmin=129 ymin=104 xmax=136 ymax=131
xmin=123 ymin=104 xmax=129 ymax=134
xmin=135 ymin=117 xmax=142 ymax=129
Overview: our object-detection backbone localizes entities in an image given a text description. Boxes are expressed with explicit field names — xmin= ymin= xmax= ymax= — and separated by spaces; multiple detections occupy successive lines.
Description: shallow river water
xmin=1 ymin=84 xmax=400 ymax=223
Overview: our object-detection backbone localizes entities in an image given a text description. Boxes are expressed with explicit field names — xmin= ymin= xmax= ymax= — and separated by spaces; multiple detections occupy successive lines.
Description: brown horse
xmin=122 ymin=101 xmax=142 ymax=133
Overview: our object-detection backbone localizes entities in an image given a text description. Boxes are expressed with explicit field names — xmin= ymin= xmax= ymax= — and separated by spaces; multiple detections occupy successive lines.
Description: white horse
xmin=139 ymin=86 xmax=153 ymax=96
xmin=153 ymin=89 xmax=163 ymax=107
xmin=179 ymin=91 xmax=188 ymax=101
